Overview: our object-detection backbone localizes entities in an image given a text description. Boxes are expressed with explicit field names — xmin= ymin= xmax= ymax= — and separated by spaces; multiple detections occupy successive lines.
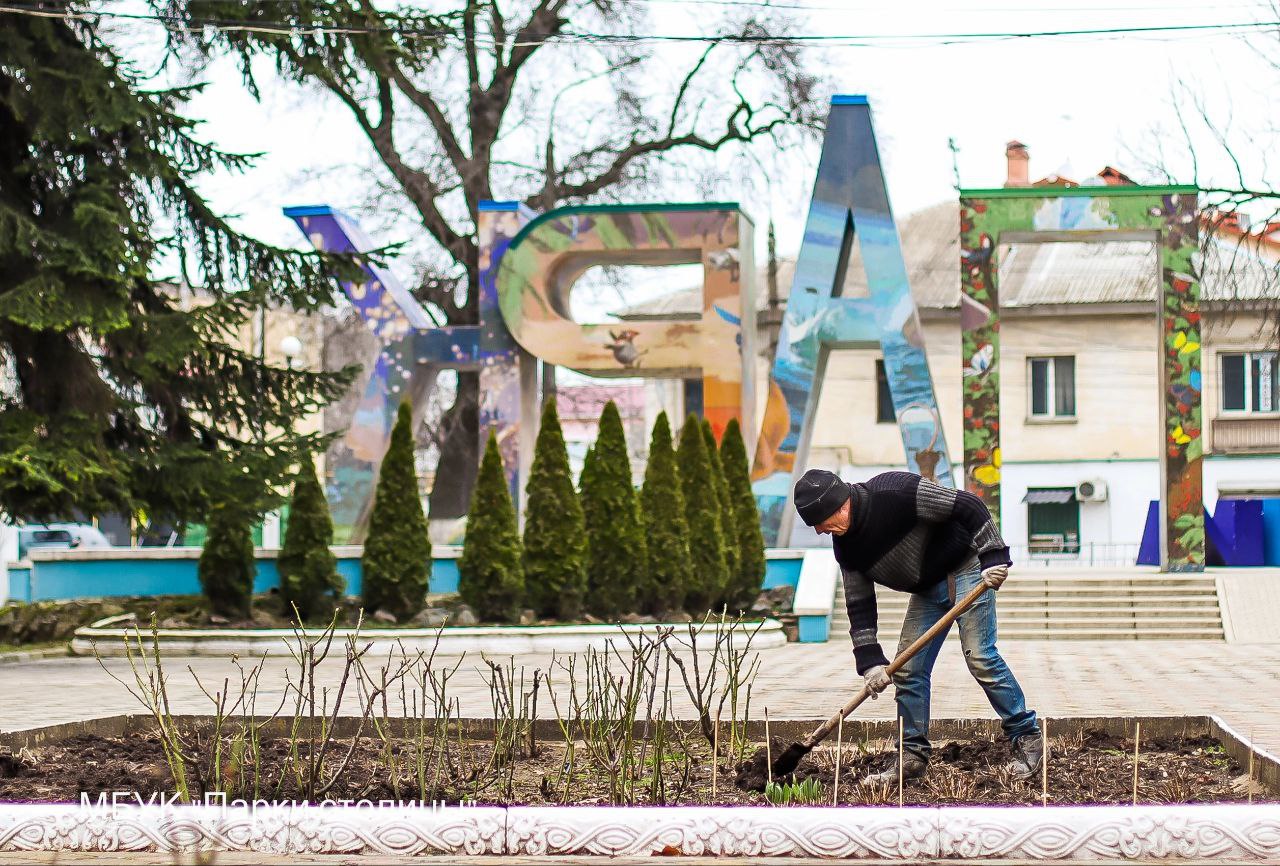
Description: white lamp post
xmin=279 ymin=335 xmax=303 ymax=370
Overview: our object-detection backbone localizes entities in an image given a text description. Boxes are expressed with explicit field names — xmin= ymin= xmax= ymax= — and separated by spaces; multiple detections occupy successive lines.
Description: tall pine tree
xmin=458 ymin=430 xmax=524 ymax=623
xmin=278 ymin=457 xmax=343 ymax=622
xmin=720 ymin=418 xmax=767 ymax=611
xmin=523 ymin=398 xmax=587 ymax=620
xmin=675 ymin=414 xmax=728 ymax=613
xmin=580 ymin=401 xmax=646 ymax=619
xmin=362 ymin=402 xmax=431 ymax=620
xmin=0 ymin=13 xmax=352 ymax=527
xmin=701 ymin=418 xmax=739 ymax=600
xmin=640 ymin=413 xmax=691 ymax=615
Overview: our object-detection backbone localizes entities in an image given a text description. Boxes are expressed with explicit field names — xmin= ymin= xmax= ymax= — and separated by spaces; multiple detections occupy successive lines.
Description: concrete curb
xmin=2 ymin=802 xmax=1279 ymax=859
xmin=0 ymin=647 xmax=69 ymax=666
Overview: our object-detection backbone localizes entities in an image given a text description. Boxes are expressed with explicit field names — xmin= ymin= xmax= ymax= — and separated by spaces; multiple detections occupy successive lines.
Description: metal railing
xmin=1212 ymin=415 xmax=1280 ymax=453
xmin=1008 ymin=542 xmax=1141 ymax=568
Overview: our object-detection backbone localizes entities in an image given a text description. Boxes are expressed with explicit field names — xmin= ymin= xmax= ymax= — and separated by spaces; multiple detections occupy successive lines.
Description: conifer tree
xmin=459 ymin=431 xmax=524 ymax=622
xmin=640 ymin=413 xmax=691 ymax=615
xmin=701 ymin=418 xmax=739 ymax=597
xmin=580 ymin=402 xmax=646 ymax=619
xmin=278 ymin=458 xmax=343 ymax=622
xmin=720 ymin=418 xmax=767 ymax=611
xmin=199 ymin=505 xmax=256 ymax=619
xmin=362 ymin=402 xmax=431 ymax=620
xmin=0 ymin=15 xmax=350 ymax=526
xmin=522 ymin=398 xmax=587 ymax=620
xmin=676 ymin=415 xmax=728 ymax=612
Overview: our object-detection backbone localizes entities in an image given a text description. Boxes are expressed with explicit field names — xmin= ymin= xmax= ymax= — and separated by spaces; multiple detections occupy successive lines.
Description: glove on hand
xmin=981 ymin=564 xmax=1009 ymax=590
xmin=863 ymin=665 xmax=891 ymax=699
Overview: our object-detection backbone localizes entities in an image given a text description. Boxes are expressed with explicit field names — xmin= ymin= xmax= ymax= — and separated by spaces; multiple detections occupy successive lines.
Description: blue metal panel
xmin=762 ymin=556 xmax=803 ymax=591
xmin=430 ymin=558 xmax=461 ymax=595
xmin=6 ymin=565 xmax=32 ymax=603
xmin=797 ymin=614 xmax=831 ymax=643
xmin=1264 ymin=499 xmax=1280 ymax=567
xmin=1137 ymin=501 xmax=1160 ymax=566
xmin=337 ymin=558 xmax=363 ymax=597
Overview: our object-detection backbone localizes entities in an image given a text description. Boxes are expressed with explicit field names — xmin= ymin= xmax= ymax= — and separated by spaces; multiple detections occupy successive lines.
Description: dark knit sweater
xmin=833 ymin=471 xmax=1011 ymax=674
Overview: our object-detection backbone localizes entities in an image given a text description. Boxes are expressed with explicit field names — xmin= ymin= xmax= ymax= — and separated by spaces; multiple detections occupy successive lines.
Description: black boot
xmin=1007 ymin=731 xmax=1044 ymax=779
xmin=860 ymin=752 xmax=927 ymax=786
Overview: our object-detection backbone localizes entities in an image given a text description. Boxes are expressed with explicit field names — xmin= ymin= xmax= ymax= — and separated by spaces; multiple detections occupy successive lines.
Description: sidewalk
xmin=3 ymin=637 xmax=1278 ymax=757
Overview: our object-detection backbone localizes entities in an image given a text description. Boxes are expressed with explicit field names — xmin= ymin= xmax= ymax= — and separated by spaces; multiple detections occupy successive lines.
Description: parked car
xmin=16 ymin=523 xmax=113 ymax=559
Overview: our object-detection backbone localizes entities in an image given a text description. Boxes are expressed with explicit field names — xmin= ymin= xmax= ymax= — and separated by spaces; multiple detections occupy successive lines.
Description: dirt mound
xmin=933 ymin=739 xmax=1006 ymax=770
xmin=0 ymin=753 xmax=26 ymax=779
xmin=734 ymin=737 xmax=805 ymax=791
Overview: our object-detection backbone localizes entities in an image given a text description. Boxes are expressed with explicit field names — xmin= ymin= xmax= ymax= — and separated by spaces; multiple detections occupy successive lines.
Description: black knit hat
xmin=793 ymin=469 xmax=851 ymax=526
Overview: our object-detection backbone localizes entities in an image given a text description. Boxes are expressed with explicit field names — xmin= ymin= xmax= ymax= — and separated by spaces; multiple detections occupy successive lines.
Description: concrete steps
xmin=829 ymin=572 xmax=1224 ymax=642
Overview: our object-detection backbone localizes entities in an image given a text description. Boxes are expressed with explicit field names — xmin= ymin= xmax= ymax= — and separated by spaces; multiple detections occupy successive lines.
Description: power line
xmin=1 ymin=2 xmax=1277 ymax=45
xmin=620 ymin=0 xmax=1278 ymax=12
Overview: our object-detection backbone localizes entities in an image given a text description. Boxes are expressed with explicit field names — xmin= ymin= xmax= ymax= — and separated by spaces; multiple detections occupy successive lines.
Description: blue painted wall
xmin=797 ymin=614 xmax=831 ymax=643
xmin=1141 ymin=498 xmax=1280 ymax=567
xmin=1265 ymin=500 xmax=1280 ymax=567
xmin=11 ymin=548 xmax=764 ymax=605
xmin=6 ymin=551 xmax=461 ymax=604
xmin=6 ymin=563 xmax=32 ymax=604
xmin=763 ymin=555 xmax=804 ymax=591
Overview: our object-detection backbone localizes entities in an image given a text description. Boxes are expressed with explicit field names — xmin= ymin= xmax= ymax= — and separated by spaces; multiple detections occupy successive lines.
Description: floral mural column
xmin=959 ymin=197 xmax=1005 ymax=525
xmin=957 ymin=185 xmax=1203 ymax=570
xmin=1155 ymin=193 xmax=1204 ymax=570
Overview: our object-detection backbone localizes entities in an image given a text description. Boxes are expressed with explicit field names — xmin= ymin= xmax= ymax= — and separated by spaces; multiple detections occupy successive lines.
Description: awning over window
xmin=1023 ymin=489 xmax=1076 ymax=504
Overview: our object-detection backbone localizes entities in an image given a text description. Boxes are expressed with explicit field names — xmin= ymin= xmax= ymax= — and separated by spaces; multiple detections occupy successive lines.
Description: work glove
xmin=981 ymin=564 xmax=1009 ymax=590
xmin=863 ymin=665 xmax=891 ymax=699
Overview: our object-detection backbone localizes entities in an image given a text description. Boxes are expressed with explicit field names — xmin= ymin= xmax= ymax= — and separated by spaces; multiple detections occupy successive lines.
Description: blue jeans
xmin=892 ymin=565 xmax=1038 ymax=762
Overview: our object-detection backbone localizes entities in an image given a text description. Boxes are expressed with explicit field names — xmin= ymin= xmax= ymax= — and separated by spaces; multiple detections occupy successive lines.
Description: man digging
xmin=793 ymin=468 xmax=1043 ymax=784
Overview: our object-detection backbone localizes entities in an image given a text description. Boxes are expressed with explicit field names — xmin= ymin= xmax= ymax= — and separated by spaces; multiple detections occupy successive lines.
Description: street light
xmin=279 ymin=335 xmax=303 ymax=370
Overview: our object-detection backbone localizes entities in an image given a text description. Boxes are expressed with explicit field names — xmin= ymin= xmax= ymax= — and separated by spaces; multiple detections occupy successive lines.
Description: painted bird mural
xmin=713 ymin=304 xmax=743 ymax=349
xmin=963 ymin=343 xmax=995 ymax=379
xmin=605 ymin=329 xmax=645 ymax=367
xmin=707 ymin=248 xmax=740 ymax=282
xmin=962 ymin=233 xmax=995 ymax=268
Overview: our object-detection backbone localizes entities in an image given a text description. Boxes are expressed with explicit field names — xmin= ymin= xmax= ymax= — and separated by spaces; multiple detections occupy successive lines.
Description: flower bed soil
xmin=0 ymin=727 xmax=1260 ymax=807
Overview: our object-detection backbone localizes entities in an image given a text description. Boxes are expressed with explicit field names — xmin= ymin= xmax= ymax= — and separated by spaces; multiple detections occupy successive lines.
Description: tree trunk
xmin=428 ymin=370 xmax=480 ymax=520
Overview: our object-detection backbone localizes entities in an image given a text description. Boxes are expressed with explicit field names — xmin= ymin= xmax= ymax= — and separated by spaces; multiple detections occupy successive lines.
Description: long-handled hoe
xmin=736 ymin=581 xmax=991 ymax=790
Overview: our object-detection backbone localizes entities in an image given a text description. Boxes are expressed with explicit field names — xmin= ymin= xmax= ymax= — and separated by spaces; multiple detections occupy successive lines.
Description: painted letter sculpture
xmin=751 ymin=95 xmax=951 ymax=546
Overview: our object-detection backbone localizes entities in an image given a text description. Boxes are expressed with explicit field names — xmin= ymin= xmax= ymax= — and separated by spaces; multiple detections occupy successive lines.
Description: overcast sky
xmin=110 ymin=0 xmax=1280 ymax=300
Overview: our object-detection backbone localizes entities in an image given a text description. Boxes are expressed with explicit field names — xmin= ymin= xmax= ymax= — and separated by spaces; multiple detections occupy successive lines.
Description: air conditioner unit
xmin=1076 ymin=479 xmax=1108 ymax=502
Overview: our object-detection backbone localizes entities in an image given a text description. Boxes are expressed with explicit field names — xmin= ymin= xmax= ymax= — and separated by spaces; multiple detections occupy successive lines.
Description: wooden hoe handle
xmin=800 ymin=581 xmax=991 ymax=750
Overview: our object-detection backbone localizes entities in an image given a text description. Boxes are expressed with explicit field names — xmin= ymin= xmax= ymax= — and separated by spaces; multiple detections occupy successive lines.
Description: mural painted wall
xmin=285 ymin=204 xmax=529 ymax=542
xmin=476 ymin=202 xmax=535 ymax=482
xmin=752 ymin=95 xmax=951 ymax=546
xmin=958 ymin=186 xmax=1204 ymax=570
xmin=290 ymin=202 xmax=759 ymax=536
xmin=495 ymin=204 xmax=757 ymax=440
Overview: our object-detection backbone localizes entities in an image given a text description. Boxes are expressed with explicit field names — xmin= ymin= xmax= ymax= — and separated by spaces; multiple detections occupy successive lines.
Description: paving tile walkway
xmin=3 ymin=636 xmax=1279 ymax=757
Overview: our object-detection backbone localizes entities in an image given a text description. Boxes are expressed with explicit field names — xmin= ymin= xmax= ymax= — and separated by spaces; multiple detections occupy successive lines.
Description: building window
xmin=1221 ymin=352 xmax=1278 ymax=414
xmin=875 ymin=359 xmax=894 ymax=423
xmin=1024 ymin=488 xmax=1080 ymax=554
xmin=1028 ymin=356 xmax=1075 ymax=418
